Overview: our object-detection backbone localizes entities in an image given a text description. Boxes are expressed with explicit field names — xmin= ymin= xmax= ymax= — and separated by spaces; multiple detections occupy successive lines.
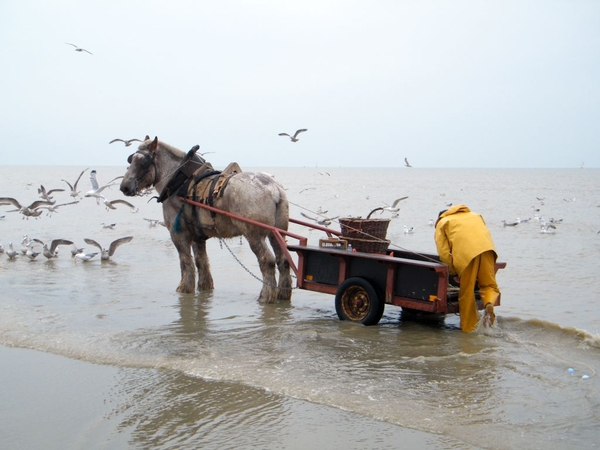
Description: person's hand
xmin=483 ymin=303 xmax=495 ymax=327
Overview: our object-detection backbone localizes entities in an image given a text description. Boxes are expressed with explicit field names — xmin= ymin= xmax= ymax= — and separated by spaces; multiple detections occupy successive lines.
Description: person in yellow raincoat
xmin=434 ymin=204 xmax=500 ymax=332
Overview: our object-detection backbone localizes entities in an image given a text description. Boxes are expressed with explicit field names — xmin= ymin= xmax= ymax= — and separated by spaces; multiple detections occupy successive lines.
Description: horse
xmin=119 ymin=137 xmax=292 ymax=303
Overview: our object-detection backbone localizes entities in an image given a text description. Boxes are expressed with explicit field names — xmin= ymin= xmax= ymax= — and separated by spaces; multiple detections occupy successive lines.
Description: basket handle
xmin=367 ymin=207 xmax=384 ymax=219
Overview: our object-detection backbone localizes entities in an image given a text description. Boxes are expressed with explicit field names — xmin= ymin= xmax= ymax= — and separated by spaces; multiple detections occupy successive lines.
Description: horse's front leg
xmin=192 ymin=239 xmax=214 ymax=291
xmin=170 ymin=232 xmax=197 ymax=294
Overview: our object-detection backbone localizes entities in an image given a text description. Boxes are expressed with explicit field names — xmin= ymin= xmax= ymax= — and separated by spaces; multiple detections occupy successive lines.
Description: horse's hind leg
xmin=247 ymin=235 xmax=278 ymax=304
xmin=192 ymin=239 xmax=214 ymax=291
xmin=268 ymin=232 xmax=292 ymax=301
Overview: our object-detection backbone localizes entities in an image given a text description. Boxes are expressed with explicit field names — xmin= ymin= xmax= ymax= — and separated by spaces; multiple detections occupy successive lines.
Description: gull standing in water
xmin=84 ymin=236 xmax=133 ymax=261
xmin=278 ymin=129 xmax=307 ymax=142
xmin=62 ymin=168 xmax=89 ymax=199
xmin=404 ymin=225 xmax=414 ymax=234
xmin=74 ymin=250 xmax=99 ymax=262
xmin=32 ymin=238 xmax=74 ymax=259
xmin=6 ymin=242 xmax=18 ymax=260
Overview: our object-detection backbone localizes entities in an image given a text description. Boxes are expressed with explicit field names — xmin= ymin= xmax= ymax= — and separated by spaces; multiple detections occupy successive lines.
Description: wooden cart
xmin=181 ymin=198 xmax=506 ymax=326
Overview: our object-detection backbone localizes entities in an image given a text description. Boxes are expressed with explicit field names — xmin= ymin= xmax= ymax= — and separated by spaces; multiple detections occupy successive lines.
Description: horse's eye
xmin=127 ymin=154 xmax=133 ymax=164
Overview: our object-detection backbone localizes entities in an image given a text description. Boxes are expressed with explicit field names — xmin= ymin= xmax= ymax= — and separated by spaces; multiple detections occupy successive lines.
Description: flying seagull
xmin=62 ymin=168 xmax=89 ymax=199
xmin=0 ymin=197 xmax=54 ymax=219
xmin=300 ymin=211 xmax=339 ymax=226
xmin=37 ymin=201 xmax=79 ymax=217
xmin=279 ymin=129 xmax=307 ymax=142
xmin=102 ymin=198 xmax=139 ymax=212
xmin=38 ymin=185 xmax=65 ymax=202
xmin=66 ymin=42 xmax=93 ymax=54
xmin=85 ymin=170 xmax=123 ymax=203
xmin=382 ymin=196 xmax=409 ymax=213
xmin=84 ymin=236 xmax=133 ymax=260
xmin=109 ymin=138 xmax=142 ymax=147
xmin=404 ymin=158 xmax=412 ymax=168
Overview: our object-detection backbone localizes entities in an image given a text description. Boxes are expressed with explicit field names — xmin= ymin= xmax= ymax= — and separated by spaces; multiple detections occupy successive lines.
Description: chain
xmin=218 ymin=237 xmax=298 ymax=290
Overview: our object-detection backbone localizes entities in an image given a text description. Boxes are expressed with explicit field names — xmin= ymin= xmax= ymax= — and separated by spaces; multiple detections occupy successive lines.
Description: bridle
xmin=127 ymin=149 xmax=158 ymax=195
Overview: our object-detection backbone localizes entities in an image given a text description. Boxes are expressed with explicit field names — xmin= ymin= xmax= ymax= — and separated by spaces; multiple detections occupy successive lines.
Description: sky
xmin=1 ymin=0 xmax=599 ymax=168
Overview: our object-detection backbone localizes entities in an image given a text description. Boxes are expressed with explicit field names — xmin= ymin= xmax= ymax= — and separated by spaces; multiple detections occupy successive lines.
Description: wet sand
xmin=0 ymin=345 xmax=463 ymax=450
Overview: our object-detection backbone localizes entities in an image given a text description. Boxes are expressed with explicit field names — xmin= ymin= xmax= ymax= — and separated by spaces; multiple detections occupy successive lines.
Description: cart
xmin=181 ymin=197 xmax=506 ymax=326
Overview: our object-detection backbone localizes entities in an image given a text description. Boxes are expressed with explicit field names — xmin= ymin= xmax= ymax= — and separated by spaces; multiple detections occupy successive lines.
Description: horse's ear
xmin=149 ymin=136 xmax=158 ymax=151
xmin=144 ymin=135 xmax=150 ymax=140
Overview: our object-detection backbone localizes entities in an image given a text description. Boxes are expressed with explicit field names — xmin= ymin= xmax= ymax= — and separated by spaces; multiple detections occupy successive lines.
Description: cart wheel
xmin=335 ymin=277 xmax=384 ymax=326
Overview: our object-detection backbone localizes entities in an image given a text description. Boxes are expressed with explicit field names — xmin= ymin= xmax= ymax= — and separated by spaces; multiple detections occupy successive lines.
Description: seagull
xmin=382 ymin=196 xmax=409 ymax=213
xmin=101 ymin=222 xmax=116 ymax=229
xmin=37 ymin=201 xmax=79 ymax=217
xmin=109 ymin=138 xmax=142 ymax=147
xmin=0 ymin=197 xmax=54 ymax=219
xmin=517 ymin=217 xmax=532 ymax=223
xmin=299 ymin=187 xmax=316 ymax=194
xmin=32 ymin=238 xmax=74 ymax=259
xmin=300 ymin=212 xmax=339 ymax=226
xmin=102 ymin=198 xmax=139 ymax=212
xmin=279 ymin=129 xmax=307 ymax=142
xmin=65 ymin=42 xmax=92 ymax=54
xmin=0 ymin=242 xmax=3 ymax=253
xmin=502 ymin=220 xmax=519 ymax=227
xmin=6 ymin=242 xmax=18 ymax=260
xmin=84 ymin=236 xmax=133 ymax=260
xmin=540 ymin=223 xmax=556 ymax=234
xmin=38 ymin=185 xmax=65 ymax=202
xmin=404 ymin=225 xmax=414 ymax=234
xmin=404 ymin=158 xmax=412 ymax=168
xmin=20 ymin=235 xmax=31 ymax=254
xmin=70 ymin=243 xmax=85 ymax=257
xmin=74 ymin=251 xmax=99 ymax=261
xmin=62 ymin=168 xmax=89 ymax=199
xmin=428 ymin=218 xmax=434 ymax=226
xmin=85 ymin=170 xmax=123 ymax=203
xmin=143 ymin=218 xmax=163 ymax=227
xmin=25 ymin=242 xmax=41 ymax=260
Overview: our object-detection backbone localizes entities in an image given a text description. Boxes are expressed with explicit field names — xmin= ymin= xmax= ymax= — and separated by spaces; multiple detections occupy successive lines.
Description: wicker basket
xmin=339 ymin=217 xmax=390 ymax=240
xmin=345 ymin=237 xmax=390 ymax=254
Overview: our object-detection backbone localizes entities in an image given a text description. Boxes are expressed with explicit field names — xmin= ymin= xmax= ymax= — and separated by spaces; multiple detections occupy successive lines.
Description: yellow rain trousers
xmin=457 ymin=250 xmax=500 ymax=333
xmin=434 ymin=205 xmax=501 ymax=333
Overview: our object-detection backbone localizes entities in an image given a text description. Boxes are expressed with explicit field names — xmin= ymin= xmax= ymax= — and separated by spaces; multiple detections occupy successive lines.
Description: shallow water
xmin=1 ymin=166 xmax=599 ymax=449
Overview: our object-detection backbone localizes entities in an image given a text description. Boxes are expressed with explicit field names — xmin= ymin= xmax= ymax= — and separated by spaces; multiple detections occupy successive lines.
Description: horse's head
xmin=120 ymin=136 xmax=158 ymax=196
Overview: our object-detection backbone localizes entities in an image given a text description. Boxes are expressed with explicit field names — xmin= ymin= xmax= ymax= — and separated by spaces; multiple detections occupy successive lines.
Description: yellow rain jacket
xmin=434 ymin=204 xmax=497 ymax=276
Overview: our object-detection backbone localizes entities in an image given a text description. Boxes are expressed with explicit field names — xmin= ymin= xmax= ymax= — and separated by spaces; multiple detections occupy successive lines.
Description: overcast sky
xmin=2 ymin=1 xmax=599 ymax=168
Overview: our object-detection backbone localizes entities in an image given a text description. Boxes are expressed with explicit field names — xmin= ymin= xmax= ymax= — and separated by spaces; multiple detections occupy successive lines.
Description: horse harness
xmin=155 ymin=148 xmax=242 ymax=237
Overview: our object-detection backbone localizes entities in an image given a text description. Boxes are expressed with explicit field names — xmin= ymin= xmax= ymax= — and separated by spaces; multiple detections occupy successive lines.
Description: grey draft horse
xmin=119 ymin=137 xmax=292 ymax=303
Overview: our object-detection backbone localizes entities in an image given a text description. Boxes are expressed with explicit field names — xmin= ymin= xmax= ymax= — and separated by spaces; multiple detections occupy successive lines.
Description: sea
xmin=0 ymin=165 xmax=599 ymax=450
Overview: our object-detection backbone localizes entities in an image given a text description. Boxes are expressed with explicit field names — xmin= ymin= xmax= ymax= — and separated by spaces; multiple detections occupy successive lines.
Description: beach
xmin=1 ymin=166 xmax=599 ymax=449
